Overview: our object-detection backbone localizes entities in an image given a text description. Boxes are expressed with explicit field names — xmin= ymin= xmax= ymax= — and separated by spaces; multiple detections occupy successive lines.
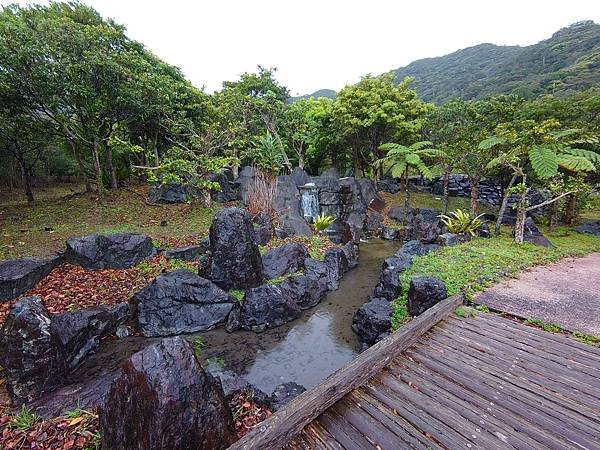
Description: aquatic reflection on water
xmin=200 ymin=239 xmax=399 ymax=392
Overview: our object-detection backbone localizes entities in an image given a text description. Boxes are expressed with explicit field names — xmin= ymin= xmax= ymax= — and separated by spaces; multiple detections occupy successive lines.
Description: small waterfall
xmin=299 ymin=183 xmax=319 ymax=222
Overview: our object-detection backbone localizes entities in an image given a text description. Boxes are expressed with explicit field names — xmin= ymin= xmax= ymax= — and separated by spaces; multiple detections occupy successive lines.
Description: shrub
xmin=246 ymin=169 xmax=278 ymax=222
xmin=313 ymin=214 xmax=335 ymax=233
xmin=439 ymin=209 xmax=484 ymax=235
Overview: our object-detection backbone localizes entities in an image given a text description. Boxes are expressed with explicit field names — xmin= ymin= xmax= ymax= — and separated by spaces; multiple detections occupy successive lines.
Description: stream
xmin=200 ymin=238 xmax=398 ymax=392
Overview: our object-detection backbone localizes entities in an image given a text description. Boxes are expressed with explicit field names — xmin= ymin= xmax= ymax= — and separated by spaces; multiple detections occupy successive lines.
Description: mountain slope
xmin=392 ymin=20 xmax=600 ymax=103
xmin=289 ymin=88 xmax=337 ymax=103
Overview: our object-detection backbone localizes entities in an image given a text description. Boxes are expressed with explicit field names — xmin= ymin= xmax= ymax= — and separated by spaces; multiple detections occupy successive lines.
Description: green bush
xmin=439 ymin=209 xmax=484 ymax=235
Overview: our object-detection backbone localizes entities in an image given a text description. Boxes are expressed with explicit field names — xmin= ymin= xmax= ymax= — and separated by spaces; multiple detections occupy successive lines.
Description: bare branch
xmin=526 ymin=190 xmax=578 ymax=212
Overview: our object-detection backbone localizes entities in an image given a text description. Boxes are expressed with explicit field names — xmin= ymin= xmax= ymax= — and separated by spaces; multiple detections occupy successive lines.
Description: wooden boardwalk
xmin=230 ymin=296 xmax=600 ymax=450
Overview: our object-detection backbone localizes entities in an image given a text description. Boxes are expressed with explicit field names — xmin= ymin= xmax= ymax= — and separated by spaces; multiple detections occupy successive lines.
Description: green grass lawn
xmin=379 ymin=191 xmax=496 ymax=216
xmin=0 ymin=186 xmax=221 ymax=259
xmin=391 ymin=226 xmax=600 ymax=330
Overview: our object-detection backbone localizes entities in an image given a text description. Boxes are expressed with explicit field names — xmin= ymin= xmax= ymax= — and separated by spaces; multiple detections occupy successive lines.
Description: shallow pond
xmin=200 ymin=238 xmax=398 ymax=392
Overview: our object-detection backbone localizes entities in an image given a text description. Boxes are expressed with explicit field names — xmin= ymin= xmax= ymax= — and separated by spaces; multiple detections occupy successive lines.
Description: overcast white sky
xmin=3 ymin=0 xmax=600 ymax=95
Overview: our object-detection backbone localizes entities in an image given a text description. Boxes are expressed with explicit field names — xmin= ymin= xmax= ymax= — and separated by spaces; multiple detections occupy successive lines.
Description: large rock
xmin=0 ymin=256 xmax=62 ymax=301
xmin=323 ymin=247 xmax=349 ymax=290
xmin=304 ymin=258 xmax=330 ymax=287
xmin=269 ymin=382 xmax=306 ymax=412
xmin=65 ymin=233 xmax=155 ymax=269
xmin=575 ymin=220 xmax=600 ymax=237
xmin=437 ymin=233 xmax=461 ymax=247
xmin=241 ymin=284 xmax=301 ymax=332
xmin=253 ymin=225 xmax=274 ymax=246
xmin=325 ymin=219 xmax=353 ymax=244
xmin=209 ymin=207 xmax=264 ymax=290
xmin=262 ymin=242 xmax=308 ymax=279
xmin=0 ymin=297 xmax=67 ymax=405
xmin=408 ymin=277 xmax=447 ymax=316
xmin=273 ymin=175 xmax=302 ymax=216
xmin=132 ymin=270 xmax=235 ymax=337
xmin=235 ymin=166 xmax=256 ymax=204
xmin=396 ymin=240 xmax=440 ymax=257
xmin=364 ymin=211 xmax=384 ymax=236
xmin=352 ymin=298 xmax=393 ymax=345
xmin=279 ymin=212 xmax=313 ymax=237
xmin=147 ymin=182 xmax=201 ymax=204
xmin=100 ymin=337 xmax=235 ymax=450
xmin=52 ymin=303 xmax=128 ymax=370
xmin=208 ymin=170 xmax=239 ymax=203
xmin=164 ymin=243 xmax=208 ymax=262
xmin=373 ymin=255 xmax=413 ymax=301
xmin=342 ymin=242 xmax=359 ymax=269
xmin=279 ymin=274 xmax=328 ymax=310
xmin=522 ymin=217 xmax=553 ymax=248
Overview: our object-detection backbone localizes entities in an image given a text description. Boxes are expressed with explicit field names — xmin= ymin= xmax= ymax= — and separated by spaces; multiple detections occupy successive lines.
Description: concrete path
xmin=475 ymin=253 xmax=600 ymax=336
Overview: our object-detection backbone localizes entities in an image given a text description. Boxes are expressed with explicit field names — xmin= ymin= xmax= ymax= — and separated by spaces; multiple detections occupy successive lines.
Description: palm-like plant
xmin=376 ymin=141 xmax=446 ymax=220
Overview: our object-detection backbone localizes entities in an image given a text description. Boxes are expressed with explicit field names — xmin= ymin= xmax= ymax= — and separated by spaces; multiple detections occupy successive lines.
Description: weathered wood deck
xmin=230 ymin=295 xmax=600 ymax=450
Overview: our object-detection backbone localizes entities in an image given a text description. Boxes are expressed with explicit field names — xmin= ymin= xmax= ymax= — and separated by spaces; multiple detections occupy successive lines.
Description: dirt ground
xmin=475 ymin=252 xmax=600 ymax=336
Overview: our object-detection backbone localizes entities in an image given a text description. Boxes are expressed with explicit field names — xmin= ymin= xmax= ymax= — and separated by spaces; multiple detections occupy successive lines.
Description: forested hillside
xmin=392 ymin=20 xmax=600 ymax=103
xmin=289 ymin=88 xmax=337 ymax=102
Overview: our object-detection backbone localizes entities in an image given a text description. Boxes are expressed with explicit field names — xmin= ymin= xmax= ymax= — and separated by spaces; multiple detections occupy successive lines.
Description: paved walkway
xmin=476 ymin=253 xmax=600 ymax=336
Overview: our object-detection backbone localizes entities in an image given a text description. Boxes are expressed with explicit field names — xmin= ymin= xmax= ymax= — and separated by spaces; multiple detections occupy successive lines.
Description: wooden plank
xmin=228 ymin=294 xmax=463 ymax=450
xmin=475 ymin=312 xmax=600 ymax=359
xmin=470 ymin=313 xmax=600 ymax=367
xmin=406 ymin=345 xmax=600 ymax=449
xmin=303 ymin=422 xmax=344 ymax=450
xmin=348 ymin=389 xmax=445 ymax=450
xmin=447 ymin=316 xmax=600 ymax=380
xmin=388 ymin=359 xmax=569 ymax=450
xmin=428 ymin=327 xmax=600 ymax=413
xmin=443 ymin=318 xmax=600 ymax=391
xmin=318 ymin=408 xmax=376 ymax=450
xmin=360 ymin=382 xmax=475 ymax=449
xmin=374 ymin=372 xmax=513 ymax=450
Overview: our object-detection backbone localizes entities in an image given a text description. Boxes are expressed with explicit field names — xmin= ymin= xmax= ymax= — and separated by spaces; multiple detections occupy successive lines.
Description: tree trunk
xmin=403 ymin=170 xmax=411 ymax=224
xmin=92 ymin=138 xmax=105 ymax=203
xmin=548 ymin=202 xmax=559 ymax=232
xmin=153 ymin=129 xmax=160 ymax=167
xmin=442 ymin=166 xmax=451 ymax=215
xmin=69 ymin=139 xmax=92 ymax=193
xmin=495 ymin=174 xmax=518 ymax=236
xmin=298 ymin=149 xmax=305 ymax=170
xmin=563 ymin=194 xmax=577 ymax=225
xmin=514 ymin=176 xmax=528 ymax=244
xmin=469 ymin=176 xmax=480 ymax=216
xmin=20 ymin=163 xmax=34 ymax=203
xmin=105 ymin=144 xmax=118 ymax=189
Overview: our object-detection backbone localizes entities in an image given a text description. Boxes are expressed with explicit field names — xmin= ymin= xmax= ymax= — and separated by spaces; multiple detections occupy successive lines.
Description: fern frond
xmin=409 ymin=141 xmax=434 ymax=151
xmin=558 ymin=154 xmax=596 ymax=172
xmin=529 ymin=146 xmax=558 ymax=179
xmin=379 ymin=143 xmax=404 ymax=152
xmin=561 ymin=148 xmax=600 ymax=164
xmin=485 ymin=155 xmax=506 ymax=170
xmin=478 ymin=136 xmax=506 ymax=150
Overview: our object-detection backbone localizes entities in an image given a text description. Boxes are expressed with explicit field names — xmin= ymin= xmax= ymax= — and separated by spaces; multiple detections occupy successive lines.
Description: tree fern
xmin=529 ymin=145 xmax=559 ymax=179
xmin=558 ymin=154 xmax=596 ymax=172
xmin=561 ymin=148 xmax=600 ymax=165
xmin=478 ymin=136 xmax=506 ymax=150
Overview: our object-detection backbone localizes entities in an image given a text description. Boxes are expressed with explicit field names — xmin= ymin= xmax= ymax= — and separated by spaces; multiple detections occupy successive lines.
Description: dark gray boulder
xmin=342 ymin=242 xmax=359 ymax=269
xmin=352 ymin=298 xmax=392 ymax=345
xmin=388 ymin=206 xmax=411 ymax=223
xmin=364 ymin=211 xmax=384 ymax=236
xmin=291 ymin=167 xmax=309 ymax=187
xmin=235 ymin=166 xmax=256 ymax=204
xmin=269 ymin=382 xmax=306 ymax=412
xmin=262 ymin=242 xmax=308 ymax=279
xmin=279 ymin=212 xmax=312 ymax=237
xmin=273 ymin=174 xmax=302 ymax=216
xmin=209 ymin=207 xmax=264 ymax=290
xmin=522 ymin=217 xmax=553 ymax=248
xmin=323 ymin=247 xmax=349 ymax=290
xmin=408 ymin=277 xmax=447 ymax=316
xmin=0 ymin=255 xmax=62 ymax=301
xmin=325 ymin=219 xmax=353 ymax=244
xmin=279 ymin=274 xmax=328 ymax=310
xmin=132 ymin=270 xmax=235 ymax=337
xmin=437 ymin=233 xmax=460 ymax=247
xmin=208 ymin=171 xmax=239 ymax=203
xmin=241 ymin=284 xmax=301 ymax=332
xmin=396 ymin=240 xmax=440 ymax=257
xmin=52 ymin=303 xmax=128 ymax=370
xmin=373 ymin=255 xmax=413 ymax=301
xmin=377 ymin=177 xmax=401 ymax=193
xmin=225 ymin=306 xmax=242 ymax=333
xmin=304 ymin=258 xmax=330 ymax=288
xmin=164 ymin=244 xmax=208 ymax=262
xmin=381 ymin=226 xmax=400 ymax=240
xmin=147 ymin=182 xmax=201 ymax=204
xmin=253 ymin=225 xmax=273 ymax=246
xmin=65 ymin=233 xmax=155 ymax=269
xmin=0 ymin=297 xmax=67 ymax=405
xmin=100 ymin=337 xmax=235 ymax=450
xmin=575 ymin=220 xmax=600 ymax=237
